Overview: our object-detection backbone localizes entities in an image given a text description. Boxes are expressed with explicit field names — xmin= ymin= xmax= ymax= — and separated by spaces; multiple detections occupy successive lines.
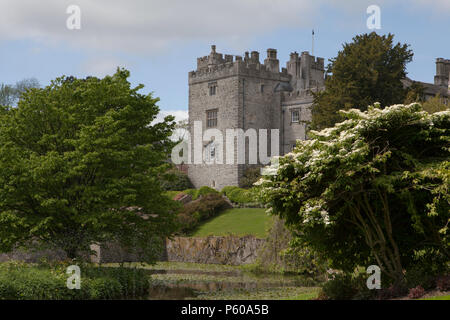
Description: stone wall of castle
xmin=187 ymin=46 xmax=292 ymax=189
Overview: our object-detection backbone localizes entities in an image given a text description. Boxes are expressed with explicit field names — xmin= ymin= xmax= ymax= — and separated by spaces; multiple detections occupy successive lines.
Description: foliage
xmin=0 ymin=69 xmax=178 ymax=262
xmin=436 ymin=274 xmax=450 ymax=291
xmin=0 ymin=78 xmax=40 ymax=107
xmin=422 ymin=95 xmax=449 ymax=114
xmin=254 ymin=216 xmax=327 ymax=277
xmin=177 ymin=193 xmax=231 ymax=233
xmin=240 ymin=167 xmax=262 ymax=189
xmin=164 ymin=190 xmax=184 ymax=200
xmin=257 ymin=103 xmax=450 ymax=284
xmin=320 ymin=274 xmax=357 ymax=300
xmin=183 ymin=186 xmax=219 ymax=200
xmin=160 ymin=166 xmax=193 ymax=191
xmin=404 ymin=250 xmax=448 ymax=289
xmin=221 ymin=186 xmax=257 ymax=204
xmin=376 ymin=283 xmax=408 ymax=300
xmin=311 ymin=32 xmax=413 ymax=130
xmin=408 ymin=285 xmax=425 ymax=299
xmin=0 ymin=261 xmax=149 ymax=300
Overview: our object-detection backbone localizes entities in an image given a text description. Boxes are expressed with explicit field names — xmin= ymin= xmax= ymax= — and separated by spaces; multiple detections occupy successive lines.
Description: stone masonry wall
xmin=0 ymin=236 xmax=265 ymax=266
xmin=165 ymin=236 xmax=265 ymax=265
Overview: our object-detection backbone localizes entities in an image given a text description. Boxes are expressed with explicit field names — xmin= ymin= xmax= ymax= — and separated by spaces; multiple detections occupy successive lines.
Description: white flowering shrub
xmin=257 ymin=103 xmax=449 ymax=283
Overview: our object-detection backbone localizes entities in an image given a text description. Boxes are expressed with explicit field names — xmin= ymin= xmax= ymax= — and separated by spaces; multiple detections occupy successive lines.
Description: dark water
xmin=148 ymin=285 xmax=198 ymax=300
xmin=147 ymin=269 xmax=313 ymax=299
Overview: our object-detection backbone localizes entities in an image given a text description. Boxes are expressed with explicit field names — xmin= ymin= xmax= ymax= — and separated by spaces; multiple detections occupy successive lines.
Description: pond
xmin=144 ymin=262 xmax=320 ymax=300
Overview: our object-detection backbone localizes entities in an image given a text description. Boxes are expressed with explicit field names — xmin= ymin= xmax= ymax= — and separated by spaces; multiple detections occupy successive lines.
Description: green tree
xmin=422 ymin=95 xmax=449 ymax=114
xmin=0 ymin=69 xmax=178 ymax=262
xmin=311 ymin=32 xmax=413 ymax=130
xmin=258 ymin=103 xmax=449 ymax=284
xmin=0 ymin=78 xmax=40 ymax=107
xmin=0 ymin=84 xmax=17 ymax=106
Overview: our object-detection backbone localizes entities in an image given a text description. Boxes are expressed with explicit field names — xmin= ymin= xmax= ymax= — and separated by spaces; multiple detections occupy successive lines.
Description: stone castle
xmin=187 ymin=45 xmax=450 ymax=190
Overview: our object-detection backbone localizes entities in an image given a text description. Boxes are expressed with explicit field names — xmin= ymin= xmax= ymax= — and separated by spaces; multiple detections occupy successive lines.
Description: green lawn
xmin=191 ymin=208 xmax=271 ymax=238
xmin=421 ymin=294 xmax=450 ymax=300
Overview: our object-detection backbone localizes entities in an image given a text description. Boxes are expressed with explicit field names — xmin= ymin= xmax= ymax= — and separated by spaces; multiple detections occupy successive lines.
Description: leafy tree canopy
xmin=258 ymin=103 xmax=449 ymax=283
xmin=311 ymin=32 xmax=413 ymax=130
xmin=0 ymin=69 xmax=178 ymax=262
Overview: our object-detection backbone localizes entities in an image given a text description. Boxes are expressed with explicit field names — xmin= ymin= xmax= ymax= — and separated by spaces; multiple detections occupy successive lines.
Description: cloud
xmin=0 ymin=0 xmax=447 ymax=56
xmin=0 ymin=0 xmax=319 ymax=54
xmin=153 ymin=110 xmax=188 ymax=125
xmin=152 ymin=110 xmax=188 ymax=141
xmin=80 ymin=57 xmax=128 ymax=78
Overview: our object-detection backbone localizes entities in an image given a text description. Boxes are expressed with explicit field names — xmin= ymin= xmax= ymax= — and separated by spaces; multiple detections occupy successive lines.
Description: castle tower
xmin=187 ymin=45 xmax=291 ymax=189
xmin=434 ymin=58 xmax=450 ymax=87
xmin=264 ymin=49 xmax=280 ymax=73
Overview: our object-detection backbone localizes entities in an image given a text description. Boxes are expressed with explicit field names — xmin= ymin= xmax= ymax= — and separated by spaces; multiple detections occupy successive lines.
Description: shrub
xmin=196 ymin=186 xmax=219 ymax=199
xmin=240 ymin=167 xmax=262 ymax=189
xmin=377 ymin=283 xmax=408 ymax=300
xmin=177 ymin=193 xmax=231 ymax=233
xmin=405 ymin=251 xmax=448 ymax=290
xmin=350 ymin=272 xmax=377 ymax=300
xmin=320 ymin=274 xmax=357 ymax=300
xmin=254 ymin=217 xmax=328 ymax=278
xmin=436 ymin=275 xmax=450 ymax=291
xmin=182 ymin=186 xmax=218 ymax=201
xmin=221 ymin=186 xmax=257 ymax=204
xmin=405 ymin=265 xmax=437 ymax=290
xmin=408 ymin=285 xmax=425 ymax=299
xmin=164 ymin=190 xmax=183 ymax=200
xmin=0 ymin=262 xmax=150 ymax=300
xmin=160 ymin=168 xmax=193 ymax=191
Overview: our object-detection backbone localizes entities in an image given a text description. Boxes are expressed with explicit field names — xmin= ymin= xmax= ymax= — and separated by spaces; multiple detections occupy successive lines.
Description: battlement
xmin=435 ymin=57 xmax=450 ymax=87
xmin=288 ymin=51 xmax=324 ymax=71
xmin=190 ymin=45 xmax=290 ymax=83
xmin=436 ymin=58 xmax=450 ymax=64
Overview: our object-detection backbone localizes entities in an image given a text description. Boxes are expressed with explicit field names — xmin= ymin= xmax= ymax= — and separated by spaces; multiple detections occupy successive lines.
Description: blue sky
xmin=1 ymin=0 xmax=449 ymax=121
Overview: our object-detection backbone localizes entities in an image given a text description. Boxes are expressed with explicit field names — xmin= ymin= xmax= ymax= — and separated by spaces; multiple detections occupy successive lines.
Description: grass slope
xmin=191 ymin=208 xmax=271 ymax=238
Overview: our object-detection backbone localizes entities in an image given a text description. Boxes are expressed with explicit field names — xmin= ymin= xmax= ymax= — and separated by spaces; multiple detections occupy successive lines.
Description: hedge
xmin=221 ymin=186 xmax=257 ymax=204
xmin=177 ymin=193 xmax=231 ymax=233
xmin=0 ymin=261 xmax=150 ymax=300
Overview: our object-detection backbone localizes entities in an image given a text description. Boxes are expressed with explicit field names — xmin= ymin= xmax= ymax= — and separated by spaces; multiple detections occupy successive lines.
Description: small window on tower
xmin=291 ymin=110 xmax=300 ymax=123
xmin=206 ymin=109 xmax=218 ymax=128
xmin=208 ymin=82 xmax=217 ymax=96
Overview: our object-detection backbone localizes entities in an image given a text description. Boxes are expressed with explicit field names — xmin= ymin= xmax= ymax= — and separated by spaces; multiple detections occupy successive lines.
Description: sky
xmin=1 ymin=0 xmax=449 ymax=122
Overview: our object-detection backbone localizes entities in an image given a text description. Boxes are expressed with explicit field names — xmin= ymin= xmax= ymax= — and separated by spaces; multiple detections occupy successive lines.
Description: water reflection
xmin=147 ymin=269 xmax=315 ymax=300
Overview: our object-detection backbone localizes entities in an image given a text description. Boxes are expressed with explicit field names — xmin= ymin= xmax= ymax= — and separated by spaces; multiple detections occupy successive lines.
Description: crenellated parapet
xmin=189 ymin=45 xmax=290 ymax=84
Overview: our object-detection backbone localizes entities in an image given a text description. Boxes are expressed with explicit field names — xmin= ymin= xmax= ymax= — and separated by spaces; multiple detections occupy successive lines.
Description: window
xmin=291 ymin=110 xmax=300 ymax=123
xmin=208 ymin=82 xmax=217 ymax=96
xmin=207 ymin=109 xmax=218 ymax=128
xmin=260 ymin=84 xmax=264 ymax=93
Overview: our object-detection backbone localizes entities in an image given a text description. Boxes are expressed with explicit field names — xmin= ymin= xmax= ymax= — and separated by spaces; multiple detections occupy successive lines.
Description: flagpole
xmin=312 ymin=29 xmax=315 ymax=56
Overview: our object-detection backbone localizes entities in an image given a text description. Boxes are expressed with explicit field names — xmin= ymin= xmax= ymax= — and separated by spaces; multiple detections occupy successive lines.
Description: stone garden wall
xmin=165 ymin=236 xmax=264 ymax=265
xmin=0 ymin=236 xmax=265 ymax=266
